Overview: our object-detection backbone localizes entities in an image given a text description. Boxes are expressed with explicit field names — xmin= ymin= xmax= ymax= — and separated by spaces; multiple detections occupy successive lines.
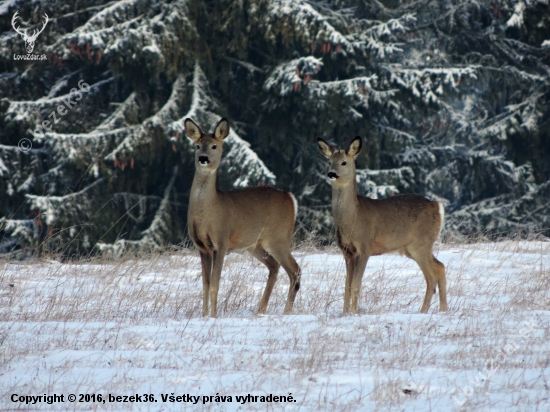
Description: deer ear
xmin=214 ymin=118 xmax=230 ymax=141
xmin=184 ymin=118 xmax=202 ymax=142
xmin=346 ymin=136 xmax=362 ymax=158
xmin=317 ymin=138 xmax=335 ymax=158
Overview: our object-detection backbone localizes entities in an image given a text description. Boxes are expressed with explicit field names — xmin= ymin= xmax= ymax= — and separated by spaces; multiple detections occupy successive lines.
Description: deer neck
xmin=331 ymin=180 xmax=359 ymax=228
xmin=190 ymin=169 xmax=219 ymax=214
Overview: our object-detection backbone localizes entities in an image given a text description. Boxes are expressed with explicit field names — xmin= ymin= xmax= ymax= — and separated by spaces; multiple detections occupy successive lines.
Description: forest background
xmin=1 ymin=0 xmax=549 ymax=257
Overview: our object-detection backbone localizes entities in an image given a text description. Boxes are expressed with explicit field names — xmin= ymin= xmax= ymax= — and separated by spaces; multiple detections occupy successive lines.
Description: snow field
xmin=1 ymin=241 xmax=549 ymax=411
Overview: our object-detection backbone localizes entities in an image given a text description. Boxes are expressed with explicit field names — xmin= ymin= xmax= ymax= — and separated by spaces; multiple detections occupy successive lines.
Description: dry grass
xmin=0 ymin=240 xmax=549 ymax=410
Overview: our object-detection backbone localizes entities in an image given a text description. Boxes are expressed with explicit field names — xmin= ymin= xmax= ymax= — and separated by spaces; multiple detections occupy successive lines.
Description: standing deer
xmin=317 ymin=136 xmax=447 ymax=314
xmin=186 ymin=118 xmax=301 ymax=317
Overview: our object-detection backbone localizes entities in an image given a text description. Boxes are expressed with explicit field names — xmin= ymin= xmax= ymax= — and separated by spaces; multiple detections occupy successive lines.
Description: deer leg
xmin=269 ymin=245 xmax=301 ymax=314
xmin=209 ymin=247 xmax=227 ymax=317
xmin=343 ymin=254 xmax=354 ymax=314
xmin=432 ymin=255 xmax=447 ymax=311
xmin=249 ymin=246 xmax=280 ymax=314
xmin=410 ymin=253 xmax=438 ymax=314
xmin=350 ymin=254 xmax=369 ymax=313
xmin=199 ymin=251 xmax=213 ymax=317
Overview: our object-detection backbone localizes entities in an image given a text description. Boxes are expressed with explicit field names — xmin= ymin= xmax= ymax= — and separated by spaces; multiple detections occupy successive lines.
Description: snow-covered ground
xmin=1 ymin=242 xmax=549 ymax=411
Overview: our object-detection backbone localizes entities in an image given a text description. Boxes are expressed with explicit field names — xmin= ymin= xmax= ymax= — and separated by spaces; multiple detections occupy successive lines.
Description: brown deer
xmin=185 ymin=118 xmax=301 ymax=317
xmin=317 ymin=136 xmax=447 ymax=314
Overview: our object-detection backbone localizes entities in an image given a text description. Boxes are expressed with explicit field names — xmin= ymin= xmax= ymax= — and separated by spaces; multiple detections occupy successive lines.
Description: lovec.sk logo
xmin=12 ymin=11 xmax=48 ymax=60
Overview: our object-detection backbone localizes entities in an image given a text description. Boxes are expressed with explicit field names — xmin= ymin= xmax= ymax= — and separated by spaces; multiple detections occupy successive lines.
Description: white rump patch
xmin=289 ymin=193 xmax=298 ymax=222
xmin=438 ymin=202 xmax=445 ymax=236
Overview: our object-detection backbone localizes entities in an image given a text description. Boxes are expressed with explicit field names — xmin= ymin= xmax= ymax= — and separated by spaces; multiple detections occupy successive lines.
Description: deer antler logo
xmin=12 ymin=11 xmax=49 ymax=54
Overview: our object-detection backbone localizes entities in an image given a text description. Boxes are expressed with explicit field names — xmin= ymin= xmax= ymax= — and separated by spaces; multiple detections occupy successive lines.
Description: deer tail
xmin=438 ymin=202 xmax=445 ymax=237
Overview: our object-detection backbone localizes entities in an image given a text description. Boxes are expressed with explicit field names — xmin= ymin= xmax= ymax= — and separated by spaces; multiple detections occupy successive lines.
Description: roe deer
xmin=317 ymin=136 xmax=447 ymax=314
xmin=186 ymin=118 xmax=301 ymax=317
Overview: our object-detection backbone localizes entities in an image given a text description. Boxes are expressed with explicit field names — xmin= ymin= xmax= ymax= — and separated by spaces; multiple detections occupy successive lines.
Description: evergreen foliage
xmin=1 ymin=0 xmax=549 ymax=255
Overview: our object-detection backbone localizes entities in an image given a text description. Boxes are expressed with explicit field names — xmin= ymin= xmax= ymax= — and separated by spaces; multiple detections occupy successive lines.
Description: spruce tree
xmin=1 ymin=0 xmax=549 ymax=256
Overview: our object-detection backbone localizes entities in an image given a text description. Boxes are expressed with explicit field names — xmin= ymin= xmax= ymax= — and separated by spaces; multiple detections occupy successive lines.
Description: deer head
xmin=317 ymin=136 xmax=362 ymax=186
xmin=12 ymin=11 xmax=49 ymax=54
xmin=185 ymin=118 xmax=230 ymax=173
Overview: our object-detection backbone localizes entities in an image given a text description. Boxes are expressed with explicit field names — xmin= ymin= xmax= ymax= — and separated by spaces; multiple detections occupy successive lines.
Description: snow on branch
xmin=376 ymin=124 xmax=417 ymax=149
xmin=356 ymin=166 xmax=415 ymax=198
xmin=348 ymin=13 xmax=416 ymax=58
xmin=222 ymin=135 xmax=276 ymax=186
xmin=170 ymin=63 xmax=276 ymax=186
xmin=479 ymin=92 xmax=545 ymax=140
xmin=26 ymin=178 xmax=106 ymax=226
xmin=388 ymin=66 xmax=477 ymax=104
xmin=3 ymin=78 xmax=113 ymax=126
xmin=359 ymin=14 xmax=416 ymax=38
xmin=506 ymin=1 xmax=526 ymax=28
xmin=102 ymin=126 xmax=149 ymax=163
xmin=0 ymin=218 xmax=38 ymax=248
xmin=264 ymin=57 xmax=323 ymax=96
xmin=399 ymin=146 xmax=437 ymax=167
xmin=37 ymin=74 xmax=184 ymax=165
xmin=75 ymin=0 xmax=144 ymax=32
xmin=42 ymin=126 xmax=141 ymax=164
xmin=264 ymin=2 xmax=414 ymax=58
xmin=46 ymin=0 xmax=193 ymax=74
xmin=423 ymin=145 xmax=532 ymax=210
xmin=95 ymin=166 xmax=178 ymax=256
xmin=0 ymin=145 xmax=47 ymax=196
xmin=93 ymin=92 xmax=139 ymax=132
xmin=112 ymin=192 xmax=162 ymax=224
xmin=47 ymin=0 xmax=146 ymax=53
xmin=0 ymin=157 xmax=8 ymax=177
xmin=497 ymin=65 xmax=546 ymax=84
xmin=134 ymin=165 xmax=176 ymax=244
xmin=265 ymin=57 xmax=391 ymax=109
xmin=169 ymin=63 xmax=220 ymax=136
xmin=105 ymin=74 xmax=186 ymax=162
xmin=309 ymin=76 xmax=393 ymax=109
xmin=447 ymin=180 xmax=550 ymax=237
xmin=46 ymin=70 xmax=83 ymax=98
xmin=53 ymin=15 xmax=142 ymax=54
xmin=264 ymin=0 xmax=353 ymax=53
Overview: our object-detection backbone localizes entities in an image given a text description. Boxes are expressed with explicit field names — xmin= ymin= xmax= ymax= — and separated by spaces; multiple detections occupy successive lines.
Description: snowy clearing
xmin=1 ymin=242 xmax=549 ymax=411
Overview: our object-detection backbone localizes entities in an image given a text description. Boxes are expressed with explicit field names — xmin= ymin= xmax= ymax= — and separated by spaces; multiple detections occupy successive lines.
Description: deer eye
xmin=342 ymin=161 xmax=347 ymax=166
xmin=196 ymin=144 xmax=200 ymax=149
xmin=212 ymin=145 xmax=217 ymax=150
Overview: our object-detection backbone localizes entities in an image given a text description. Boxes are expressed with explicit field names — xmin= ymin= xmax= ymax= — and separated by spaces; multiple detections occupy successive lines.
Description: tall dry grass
xmin=0 ymin=239 xmax=549 ymax=410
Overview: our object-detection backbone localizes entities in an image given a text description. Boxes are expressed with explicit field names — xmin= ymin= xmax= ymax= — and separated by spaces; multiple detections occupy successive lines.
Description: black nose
xmin=328 ymin=172 xmax=338 ymax=179
xmin=198 ymin=155 xmax=209 ymax=164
